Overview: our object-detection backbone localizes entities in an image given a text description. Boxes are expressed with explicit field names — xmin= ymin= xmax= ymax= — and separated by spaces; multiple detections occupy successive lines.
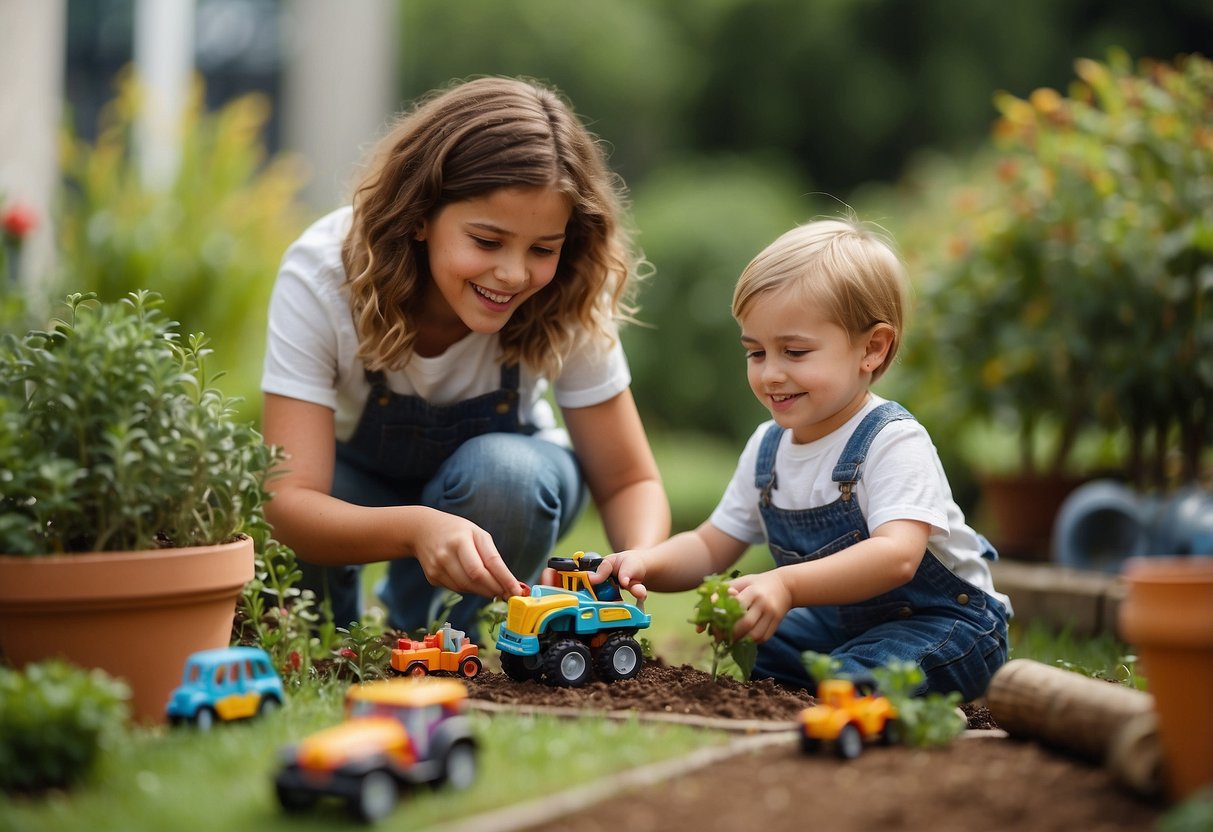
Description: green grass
xmin=0 ymin=683 xmax=725 ymax=832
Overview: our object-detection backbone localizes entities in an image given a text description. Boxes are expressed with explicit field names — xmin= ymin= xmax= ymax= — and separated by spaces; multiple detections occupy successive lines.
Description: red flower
xmin=2 ymin=204 xmax=37 ymax=240
xmin=338 ymin=648 xmax=358 ymax=660
xmin=288 ymin=650 xmax=302 ymax=671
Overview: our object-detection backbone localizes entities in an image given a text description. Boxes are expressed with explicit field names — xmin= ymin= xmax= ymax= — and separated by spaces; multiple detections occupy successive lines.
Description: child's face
xmin=739 ymin=289 xmax=873 ymax=444
xmin=417 ymin=186 xmax=571 ymax=343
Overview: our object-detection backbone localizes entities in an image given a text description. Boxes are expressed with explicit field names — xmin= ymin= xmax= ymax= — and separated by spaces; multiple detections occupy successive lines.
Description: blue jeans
xmin=752 ymin=582 xmax=1008 ymax=701
xmin=301 ymin=432 xmax=586 ymax=634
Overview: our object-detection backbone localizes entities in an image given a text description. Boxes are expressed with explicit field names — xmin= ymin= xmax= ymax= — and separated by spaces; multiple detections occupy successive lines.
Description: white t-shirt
xmin=261 ymin=207 xmax=632 ymax=443
xmin=709 ymin=395 xmax=1010 ymax=610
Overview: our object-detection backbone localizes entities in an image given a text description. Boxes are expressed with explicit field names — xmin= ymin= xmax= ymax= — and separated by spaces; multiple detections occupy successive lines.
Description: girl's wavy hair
xmin=732 ymin=217 xmax=908 ymax=382
xmin=343 ymin=76 xmax=642 ymax=377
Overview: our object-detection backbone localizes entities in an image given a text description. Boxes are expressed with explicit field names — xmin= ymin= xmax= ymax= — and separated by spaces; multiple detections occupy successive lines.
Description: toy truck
xmin=495 ymin=551 xmax=650 ymax=687
xmin=390 ymin=622 xmax=483 ymax=679
xmin=274 ymin=677 xmax=477 ymax=823
xmin=799 ymin=678 xmax=899 ymax=759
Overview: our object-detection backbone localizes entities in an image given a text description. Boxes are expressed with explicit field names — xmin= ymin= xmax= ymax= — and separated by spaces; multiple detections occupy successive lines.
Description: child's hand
xmin=727 ymin=571 xmax=793 ymax=643
xmin=591 ymin=552 xmax=648 ymax=603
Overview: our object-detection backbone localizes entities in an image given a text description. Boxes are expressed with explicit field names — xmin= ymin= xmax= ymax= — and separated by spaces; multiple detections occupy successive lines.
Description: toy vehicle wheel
xmin=193 ymin=707 xmax=216 ymax=731
xmin=459 ymin=656 xmax=483 ymax=679
xmin=543 ymin=638 xmax=593 ymax=687
xmin=835 ymin=724 xmax=864 ymax=760
xmin=880 ymin=719 xmax=902 ymax=746
xmin=594 ymin=633 xmax=643 ymax=681
xmin=259 ymin=696 xmax=282 ymax=717
xmin=405 ymin=661 xmax=429 ymax=678
xmin=276 ymin=781 xmax=318 ymax=813
xmin=500 ymin=652 xmax=543 ymax=682
xmin=801 ymin=734 xmax=823 ymax=754
xmin=441 ymin=741 xmax=477 ymax=790
xmin=352 ymin=770 xmax=398 ymax=823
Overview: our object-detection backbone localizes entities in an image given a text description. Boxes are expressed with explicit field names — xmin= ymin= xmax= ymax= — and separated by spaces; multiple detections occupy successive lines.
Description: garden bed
xmin=456 ymin=662 xmax=1162 ymax=832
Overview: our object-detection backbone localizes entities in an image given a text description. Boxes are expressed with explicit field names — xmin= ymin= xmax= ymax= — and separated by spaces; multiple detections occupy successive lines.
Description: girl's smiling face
xmin=416 ymin=186 xmax=571 ymax=351
xmin=739 ymin=288 xmax=883 ymax=444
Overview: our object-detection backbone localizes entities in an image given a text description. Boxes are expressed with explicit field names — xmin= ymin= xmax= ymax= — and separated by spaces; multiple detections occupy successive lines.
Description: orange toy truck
xmin=390 ymin=622 xmax=482 ymax=680
xmin=799 ymin=678 xmax=899 ymax=759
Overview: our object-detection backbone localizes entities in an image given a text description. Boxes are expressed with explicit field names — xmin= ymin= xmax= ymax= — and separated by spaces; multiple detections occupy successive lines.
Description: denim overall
xmin=299 ymin=363 xmax=585 ymax=633
xmin=751 ymin=402 xmax=1008 ymax=700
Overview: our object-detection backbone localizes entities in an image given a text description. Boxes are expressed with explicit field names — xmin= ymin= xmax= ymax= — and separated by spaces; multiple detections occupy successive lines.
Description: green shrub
xmin=55 ymin=71 xmax=312 ymax=422
xmin=0 ymin=291 xmax=280 ymax=554
xmin=0 ymin=660 xmax=129 ymax=792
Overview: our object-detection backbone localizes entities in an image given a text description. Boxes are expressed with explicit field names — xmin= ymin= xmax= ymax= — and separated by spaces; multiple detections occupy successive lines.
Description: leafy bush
xmin=0 ymin=660 xmax=129 ymax=792
xmin=890 ymin=51 xmax=1213 ymax=484
xmin=0 ymin=291 xmax=280 ymax=554
xmin=55 ymin=71 xmax=312 ymax=421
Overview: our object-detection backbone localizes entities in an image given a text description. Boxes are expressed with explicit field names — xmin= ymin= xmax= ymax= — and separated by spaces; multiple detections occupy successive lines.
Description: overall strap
xmin=831 ymin=402 xmax=915 ymax=501
xmin=754 ymin=423 xmax=785 ymax=507
xmin=499 ymin=362 xmax=520 ymax=390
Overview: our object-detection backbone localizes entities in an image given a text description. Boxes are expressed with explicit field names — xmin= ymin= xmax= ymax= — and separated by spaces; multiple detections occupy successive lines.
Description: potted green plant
xmin=0 ymin=291 xmax=280 ymax=723
xmin=889 ymin=51 xmax=1213 ymax=558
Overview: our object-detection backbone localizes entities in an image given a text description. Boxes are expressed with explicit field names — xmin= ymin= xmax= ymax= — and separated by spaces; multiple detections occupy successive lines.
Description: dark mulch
xmin=462 ymin=659 xmax=1164 ymax=832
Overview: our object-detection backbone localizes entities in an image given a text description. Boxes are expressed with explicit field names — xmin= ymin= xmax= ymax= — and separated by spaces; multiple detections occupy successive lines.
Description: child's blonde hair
xmin=732 ymin=218 xmax=907 ymax=381
xmin=342 ymin=76 xmax=640 ymax=377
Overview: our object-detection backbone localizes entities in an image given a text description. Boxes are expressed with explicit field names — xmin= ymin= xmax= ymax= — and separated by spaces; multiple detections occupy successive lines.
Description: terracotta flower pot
xmin=980 ymin=473 xmax=1087 ymax=561
xmin=0 ymin=537 xmax=254 ymax=724
xmin=1118 ymin=556 xmax=1213 ymax=802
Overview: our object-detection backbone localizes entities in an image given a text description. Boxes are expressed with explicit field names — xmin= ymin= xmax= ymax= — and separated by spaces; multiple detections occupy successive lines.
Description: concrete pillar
xmin=0 ymin=0 xmax=67 ymax=294
xmin=133 ymin=0 xmax=196 ymax=190
xmin=280 ymin=0 xmax=399 ymax=212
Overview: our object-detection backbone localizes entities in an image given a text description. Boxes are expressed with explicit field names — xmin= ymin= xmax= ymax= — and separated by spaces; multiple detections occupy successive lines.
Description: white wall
xmin=0 ymin=0 xmax=67 ymax=293
xmin=281 ymin=0 xmax=399 ymax=212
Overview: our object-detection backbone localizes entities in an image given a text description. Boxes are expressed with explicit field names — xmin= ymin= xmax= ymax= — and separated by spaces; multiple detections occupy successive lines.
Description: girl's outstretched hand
xmin=410 ymin=508 xmax=525 ymax=600
xmin=727 ymin=571 xmax=792 ymax=643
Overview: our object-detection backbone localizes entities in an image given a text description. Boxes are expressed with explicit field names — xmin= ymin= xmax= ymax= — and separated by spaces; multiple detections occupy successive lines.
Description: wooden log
xmin=987 ymin=658 xmax=1162 ymax=797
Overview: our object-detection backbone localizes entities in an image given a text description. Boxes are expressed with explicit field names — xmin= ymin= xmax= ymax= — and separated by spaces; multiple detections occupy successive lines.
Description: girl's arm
xmin=562 ymin=388 xmax=671 ymax=550
xmin=261 ymin=393 xmax=524 ymax=599
xmin=729 ymin=519 xmax=929 ymax=642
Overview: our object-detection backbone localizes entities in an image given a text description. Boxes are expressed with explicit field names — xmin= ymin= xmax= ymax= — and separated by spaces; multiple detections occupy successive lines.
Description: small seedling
xmin=871 ymin=660 xmax=966 ymax=747
xmin=690 ymin=572 xmax=756 ymax=682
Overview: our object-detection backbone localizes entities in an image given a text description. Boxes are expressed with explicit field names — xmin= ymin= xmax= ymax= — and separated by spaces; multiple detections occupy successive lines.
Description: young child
xmin=599 ymin=218 xmax=1010 ymax=700
xmin=260 ymin=77 xmax=670 ymax=634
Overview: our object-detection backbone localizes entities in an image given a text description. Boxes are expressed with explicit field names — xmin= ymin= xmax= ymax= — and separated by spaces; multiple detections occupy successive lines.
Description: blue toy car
xmin=166 ymin=646 xmax=285 ymax=729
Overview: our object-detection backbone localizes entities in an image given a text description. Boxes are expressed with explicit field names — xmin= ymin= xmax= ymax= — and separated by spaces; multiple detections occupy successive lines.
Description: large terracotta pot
xmin=980 ymin=473 xmax=1087 ymax=561
xmin=1118 ymin=556 xmax=1213 ymax=802
xmin=0 ymin=537 xmax=254 ymax=724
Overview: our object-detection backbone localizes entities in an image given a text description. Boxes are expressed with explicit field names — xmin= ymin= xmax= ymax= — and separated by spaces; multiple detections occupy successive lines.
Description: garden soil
xmin=463 ymin=661 xmax=1164 ymax=832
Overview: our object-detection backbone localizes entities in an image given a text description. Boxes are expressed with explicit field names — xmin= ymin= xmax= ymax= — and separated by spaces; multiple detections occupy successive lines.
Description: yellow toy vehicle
xmin=274 ymin=677 xmax=477 ymax=823
xmin=799 ymin=678 xmax=899 ymax=759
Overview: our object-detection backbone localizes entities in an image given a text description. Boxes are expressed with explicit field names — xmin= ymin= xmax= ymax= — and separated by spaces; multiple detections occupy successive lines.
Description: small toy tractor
xmin=495 ymin=551 xmax=650 ymax=687
xmin=799 ymin=678 xmax=899 ymax=759
xmin=390 ymin=622 xmax=482 ymax=679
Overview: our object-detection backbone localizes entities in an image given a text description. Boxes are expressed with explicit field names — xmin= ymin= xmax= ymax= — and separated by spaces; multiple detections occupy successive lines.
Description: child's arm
xmin=593 ymin=521 xmax=749 ymax=602
xmin=728 ymin=518 xmax=929 ymax=642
